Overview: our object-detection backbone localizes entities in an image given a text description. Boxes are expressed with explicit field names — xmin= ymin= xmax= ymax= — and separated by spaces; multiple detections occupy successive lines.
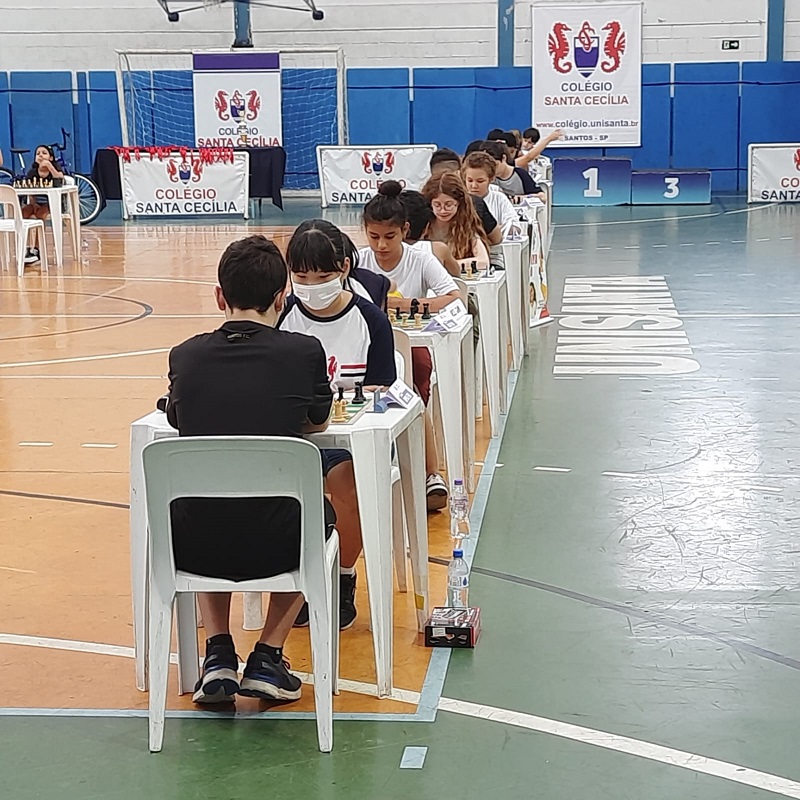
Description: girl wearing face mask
xmin=280 ymin=223 xmax=396 ymax=393
xmin=279 ymin=222 xmax=397 ymax=630
xmin=421 ymin=171 xmax=490 ymax=272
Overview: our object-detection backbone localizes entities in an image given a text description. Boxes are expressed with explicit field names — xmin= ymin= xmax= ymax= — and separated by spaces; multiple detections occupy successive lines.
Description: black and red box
xmin=424 ymin=607 xmax=481 ymax=648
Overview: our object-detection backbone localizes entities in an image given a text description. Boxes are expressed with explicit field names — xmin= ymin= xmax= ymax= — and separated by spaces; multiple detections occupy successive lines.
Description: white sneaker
xmin=24 ymin=248 xmax=40 ymax=265
xmin=426 ymin=473 xmax=449 ymax=511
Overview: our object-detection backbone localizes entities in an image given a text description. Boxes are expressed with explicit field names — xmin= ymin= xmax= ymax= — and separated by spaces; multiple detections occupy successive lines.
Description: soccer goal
xmin=116 ymin=48 xmax=348 ymax=189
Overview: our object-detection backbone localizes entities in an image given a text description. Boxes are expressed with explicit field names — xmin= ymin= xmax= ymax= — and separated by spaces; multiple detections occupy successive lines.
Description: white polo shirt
xmin=358 ymin=243 xmax=458 ymax=299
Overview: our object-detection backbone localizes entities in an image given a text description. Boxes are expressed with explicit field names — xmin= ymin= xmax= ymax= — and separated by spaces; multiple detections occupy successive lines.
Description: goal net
xmin=116 ymin=48 xmax=348 ymax=189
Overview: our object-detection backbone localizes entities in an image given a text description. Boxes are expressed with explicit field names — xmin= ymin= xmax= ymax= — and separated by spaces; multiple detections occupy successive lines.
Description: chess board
xmin=330 ymin=399 xmax=372 ymax=425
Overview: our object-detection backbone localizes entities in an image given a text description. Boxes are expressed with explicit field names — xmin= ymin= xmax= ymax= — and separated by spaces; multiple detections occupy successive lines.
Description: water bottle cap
xmin=454 ymin=479 xmax=463 ymax=486
xmin=453 ymin=549 xmax=463 ymax=558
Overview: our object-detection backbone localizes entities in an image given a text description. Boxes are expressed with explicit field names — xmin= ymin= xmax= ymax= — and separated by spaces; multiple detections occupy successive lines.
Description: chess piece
xmin=414 ymin=313 xmax=423 ymax=329
xmin=394 ymin=307 xmax=404 ymax=326
xmin=422 ymin=303 xmax=431 ymax=320
xmin=352 ymin=382 xmax=366 ymax=405
xmin=333 ymin=387 xmax=349 ymax=422
xmin=408 ymin=307 xmax=416 ymax=327
xmin=471 ymin=260 xmax=479 ymax=276
xmin=460 ymin=263 xmax=467 ymax=277
xmin=410 ymin=298 xmax=420 ymax=317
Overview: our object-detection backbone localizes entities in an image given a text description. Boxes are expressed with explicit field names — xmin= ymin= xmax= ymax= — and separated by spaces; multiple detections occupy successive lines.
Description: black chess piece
xmin=352 ymin=381 xmax=366 ymax=405
xmin=394 ymin=307 xmax=403 ymax=323
xmin=460 ymin=263 xmax=467 ymax=275
xmin=408 ymin=307 xmax=416 ymax=325
xmin=410 ymin=298 xmax=420 ymax=316
xmin=337 ymin=386 xmax=345 ymax=402
xmin=471 ymin=260 xmax=479 ymax=275
xmin=422 ymin=303 xmax=431 ymax=320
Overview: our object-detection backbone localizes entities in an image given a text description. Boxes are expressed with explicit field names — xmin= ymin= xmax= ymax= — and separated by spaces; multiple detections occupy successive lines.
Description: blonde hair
xmin=462 ymin=151 xmax=497 ymax=180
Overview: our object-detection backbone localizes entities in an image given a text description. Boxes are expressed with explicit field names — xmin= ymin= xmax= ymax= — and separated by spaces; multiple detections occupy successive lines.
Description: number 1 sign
xmin=553 ymin=157 xmax=632 ymax=206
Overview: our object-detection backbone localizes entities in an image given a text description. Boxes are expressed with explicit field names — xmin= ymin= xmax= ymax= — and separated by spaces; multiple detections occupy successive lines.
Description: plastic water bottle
xmin=449 ymin=479 xmax=470 ymax=541
xmin=447 ymin=549 xmax=470 ymax=608
xmin=81 ymin=239 xmax=90 ymax=265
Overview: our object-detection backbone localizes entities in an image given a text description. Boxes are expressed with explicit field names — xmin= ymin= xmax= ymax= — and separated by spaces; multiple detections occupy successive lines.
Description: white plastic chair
xmin=0 ymin=185 xmax=49 ymax=276
xmin=142 ymin=435 xmax=340 ymax=754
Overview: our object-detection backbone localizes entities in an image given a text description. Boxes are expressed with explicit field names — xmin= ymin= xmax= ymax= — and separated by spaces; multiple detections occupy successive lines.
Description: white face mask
xmin=291 ymin=275 xmax=343 ymax=310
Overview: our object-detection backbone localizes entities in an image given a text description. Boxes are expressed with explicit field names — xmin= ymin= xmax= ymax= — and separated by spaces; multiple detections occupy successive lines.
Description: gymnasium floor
xmin=2 ymin=197 xmax=800 ymax=799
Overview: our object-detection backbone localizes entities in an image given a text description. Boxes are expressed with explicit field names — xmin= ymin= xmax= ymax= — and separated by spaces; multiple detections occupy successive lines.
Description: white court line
xmin=780 ymin=236 xmax=793 ymax=240
xmin=602 ymin=471 xmax=643 ymax=478
xmin=533 ymin=466 xmax=572 ymax=473
xmin=705 ymin=241 xmax=721 ymax=245
xmin=752 ymin=377 xmax=780 ymax=381
xmin=18 ymin=442 xmax=53 ymax=447
xmin=757 ymin=238 xmax=771 ymax=242
xmin=741 ymin=485 xmax=783 ymax=494
xmin=596 ymin=246 xmax=611 ymax=250
xmin=81 ymin=443 xmax=118 ymax=449
xmin=438 ymin=698 xmax=800 ymax=800
xmin=679 ymin=242 xmax=695 ymax=246
xmin=731 ymin=240 xmax=747 ymax=244
xmin=0 ymin=633 xmax=421 ymax=706
xmin=651 ymin=244 xmax=668 ymax=248
xmin=0 ymin=565 xmax=36 ymax=574
xmin=694 ymin=273 xmax=713 ymax=277
xmin=553 ymin=203 xmax=775 ymax=228
xmin=0 ymin=348 xmax=169 ymax=369
xmin=623 ymin=245 xmax=639 ymax=249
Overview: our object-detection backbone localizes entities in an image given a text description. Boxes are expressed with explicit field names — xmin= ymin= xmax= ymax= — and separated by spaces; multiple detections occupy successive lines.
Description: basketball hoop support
xmin=233 ymin=0 xmax=253 ymax=48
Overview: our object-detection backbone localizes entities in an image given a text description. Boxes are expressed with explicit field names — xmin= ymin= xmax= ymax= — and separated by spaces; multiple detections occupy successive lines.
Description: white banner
xmin=119 ymin=151 xmax=250 ymax=218
xmin=192 ymin=52 xmax=282 ymax=148
xmin=317 ymin=145 xmax=437 ymax=207
xmin=532 ymin=2 xmax=642 ymax=147
xmin=748 ymin=143 xmax=800 ymax=203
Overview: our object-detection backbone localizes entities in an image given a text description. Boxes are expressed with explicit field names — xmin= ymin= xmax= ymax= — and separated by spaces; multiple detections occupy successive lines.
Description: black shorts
xmin=170 ymin=496 xmax=336 ymax=582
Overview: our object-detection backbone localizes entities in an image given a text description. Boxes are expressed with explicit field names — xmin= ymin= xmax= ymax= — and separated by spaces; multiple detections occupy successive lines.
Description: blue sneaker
xmin=238 ymin=644 xmax=302 ymax=702
xmin=192 ymin=639 xmax=239 ymax=704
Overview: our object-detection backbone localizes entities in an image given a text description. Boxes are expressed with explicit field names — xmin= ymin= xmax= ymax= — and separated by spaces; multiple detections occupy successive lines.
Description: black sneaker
xmin=340 ymin=572 xmax=357 ymax=631
xmin=24 ymin=248 xmax=40 ymax=265
xmin=192 ymin=639 xmax=240 ymax=704
xmin=238 ymin=644 xmax=302 ymax=702
xmin=293 ymin=572 xmax=357 ymax=630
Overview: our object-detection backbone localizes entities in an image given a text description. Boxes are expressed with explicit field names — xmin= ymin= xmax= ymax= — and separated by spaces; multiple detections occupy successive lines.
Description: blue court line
xmin=0 ymin=367 xmax=522 ymax=725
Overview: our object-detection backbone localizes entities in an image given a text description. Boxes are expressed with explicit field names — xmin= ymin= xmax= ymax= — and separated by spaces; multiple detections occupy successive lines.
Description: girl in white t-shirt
xmin=422 ymin=171 xmax=490 ymax=272
xmin=359 ymin=181 xmax=461 ymax=509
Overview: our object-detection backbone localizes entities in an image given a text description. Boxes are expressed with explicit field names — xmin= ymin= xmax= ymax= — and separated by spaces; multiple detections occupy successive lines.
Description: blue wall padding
xmin=673 ymin=63 xmax=741 ymax=173
xmin=348 ymin=68 xmax=411 ymax=145
xmin=9 ymin=71 xmax=73 ymax=159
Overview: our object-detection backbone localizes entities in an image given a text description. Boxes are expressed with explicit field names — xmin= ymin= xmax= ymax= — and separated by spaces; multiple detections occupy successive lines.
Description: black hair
xmin=286 ymin=219 xmax=358 ymax=274
xmin=217 ymin=235 xmax=288 ymax=314
xmin=464 ymin=140 xmax=485 ymax=157
xmin=486 ymin=128 xmax=505 ymax=141
xmin=523 ymin=127 xmax=540 ymax=143
xmin=26 ymin=144 xmax=58 ymax=178
xmin=479 ymin=140 xmax=508 ymax=163
xmin=399 ymin=190 xmax=434 ymax=242
xmin=430 ymin=148 xmax=462 ymax=169
xmin=362 ymin=180 xmax=406 ymax=229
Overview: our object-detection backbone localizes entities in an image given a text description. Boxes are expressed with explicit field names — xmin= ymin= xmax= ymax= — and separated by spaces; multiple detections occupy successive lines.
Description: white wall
xmin=516 ymin=0 xmax=767 ymax=65
xmin=786 ymin=0 xmax=800 ymax=59
xmin=0 ymin=0 xmax=497 ymax=71
xmin=0 ymin=0 xmax=774 ymax=72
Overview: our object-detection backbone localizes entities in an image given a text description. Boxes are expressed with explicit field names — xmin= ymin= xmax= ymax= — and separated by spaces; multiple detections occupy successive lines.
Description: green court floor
xmin=3 ymin=197 xmax=800 ymax=799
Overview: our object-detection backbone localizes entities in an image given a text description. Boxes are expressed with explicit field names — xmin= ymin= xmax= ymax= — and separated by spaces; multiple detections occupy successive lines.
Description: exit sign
xmin=722 ymin=40 xmax=741 ymax=50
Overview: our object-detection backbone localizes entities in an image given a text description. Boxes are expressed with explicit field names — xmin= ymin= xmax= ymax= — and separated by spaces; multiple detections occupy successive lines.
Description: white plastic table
xmin=13 ymin=184 xmax=80 ymax=268
xmin=501 ymin=238 xmax=531 ymax=371
xmin=130 ymin=397 xmax=428 ymax=699
xmin=405 ymin=314 xmax=476 ymax=493
xmin=464 ymin=270 xmax=511 ymax=436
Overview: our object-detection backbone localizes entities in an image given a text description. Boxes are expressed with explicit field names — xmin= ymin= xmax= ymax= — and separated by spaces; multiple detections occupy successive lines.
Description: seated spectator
xmin=166 ymin=235 xmax=338 ymax=706
xmin=358 ymin=181 xmax=462 ymax=510
xmin=398 ymin=189 xmax=461 ymax=277
xmin=21 ymin=144 xmax=64 ymax=264
xmin=462 ymin=151 xmax=521 ymax=238
xmin=429 ymin=149 xmax=502 ymax=246
xmin=280 ymin=221 xmax=398 ymax=629
xmin=480 ymin=140 xmax=545 ymax=199
xmin=422 ymin=171 xmax=490 ymax=271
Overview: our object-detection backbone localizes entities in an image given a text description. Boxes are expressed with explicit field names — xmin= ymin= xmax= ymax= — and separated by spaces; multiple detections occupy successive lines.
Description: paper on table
xmin=423 ymin=298 xmax=468 ymax=332
xmin=374 ymin=378 xmax=416 ymax=412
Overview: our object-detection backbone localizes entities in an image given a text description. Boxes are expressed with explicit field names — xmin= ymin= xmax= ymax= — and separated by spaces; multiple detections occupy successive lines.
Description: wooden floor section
xmin=0 ymin=224 xmax=493 ymax=714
